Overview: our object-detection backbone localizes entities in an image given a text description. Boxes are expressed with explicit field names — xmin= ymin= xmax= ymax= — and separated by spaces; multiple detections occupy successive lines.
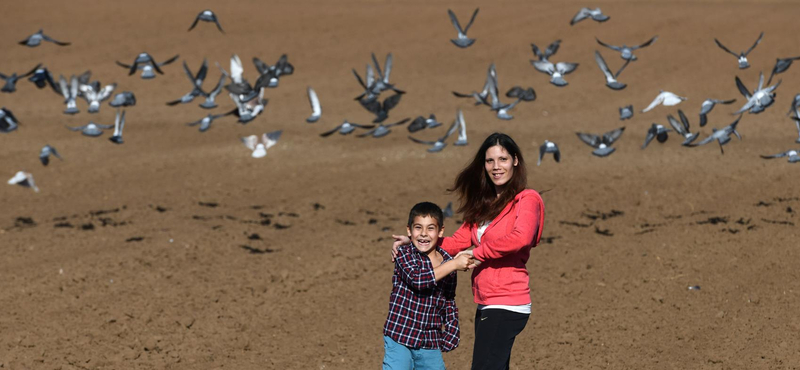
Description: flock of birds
xmin=4 ymin=7 xmax=800 ymax=192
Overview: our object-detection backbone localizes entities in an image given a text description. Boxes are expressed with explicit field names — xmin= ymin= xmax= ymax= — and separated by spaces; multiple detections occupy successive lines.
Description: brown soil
xmin=1 ymin=1 xmax=799 ymax=369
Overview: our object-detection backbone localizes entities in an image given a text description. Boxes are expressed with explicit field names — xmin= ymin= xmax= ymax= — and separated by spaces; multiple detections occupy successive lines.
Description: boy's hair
xmin=407 ymin=202 xmax=444 ymax=228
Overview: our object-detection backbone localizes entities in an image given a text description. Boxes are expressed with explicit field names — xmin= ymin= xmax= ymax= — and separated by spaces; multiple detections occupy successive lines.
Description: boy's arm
xmin=439 ymin=275 xmax=460 ymax=352
xmin=432 ymin=253 xmax=471 ymax=281
xmin=395 ymin=247 xmax=437 ymax=291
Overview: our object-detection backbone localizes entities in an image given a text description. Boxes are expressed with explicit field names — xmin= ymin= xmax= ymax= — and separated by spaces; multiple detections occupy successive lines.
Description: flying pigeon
xmin=448 ymin=8 xmax=479 ymax=48
xmin=760 ymin=150 xmax=800 ymax=163
xmin=642 ymin=91 xmax=686 ymax=113
xmin=1 ymin=64 xmax=41 ymax=93
xmin=619 ymin=105 xmax=633 ymax=120
xmin=570 ymin=7 xmax=609 ymax=25
xmin=594 ymin=50 xmax=630 ymax=90
xmin=27 ymin=67 xmax=60 ymax=93
xmin=67 ymin=122 xmax=113 ymax=137
xmin=641 ymin=124 xmax=672 ymax=149
xmin=714 ymin=32 xmax=763 ymax=69
xmin=788 ymin=116 xmax=800 ymax=143
xmin=188 ymin=10 xmax=224 ymax=33
xmin=596 ymin=36 xmax=658 ymax=61
xmin=767 ymin=56 xmax=800 ymax=85
xmin=187 ymin=109 xmax=237 ymax=132
xmin=357 ymin=118 xmax=411 ymax=138
xmin=109 ymin=91 xmax=136 ymax=107
xmin=408 ymin=119 xmax=459 ymax=153
xmin=39 ymin=145 xmax=62 ymax=166
xmin=58 ymin=75 xmax=80 ymax=114
xmin=109 ymin=110 xmax=126 ymax=144
xmin=530 ymin=40 xmax=561 ymax=62
xmin=0 ymin=107 xmax=19 ymax=133
xmin=733 ymin=73 xmax=779 ymax=115
xmin=532 ymin=60 xmax=578 ymax=87
xmin=8 ymin=171 xmax=38 ymax=192
xmin=667 ymin=109 xmax=700 ymax=146
xmin=576 ymin=127 xmax=625 ymax=157
xmin=167 ymin=59 xmax=209 ymax=106
xmin=699 ymin=98 xmax=736 ymax=127
xmin=360 ymin=93 xmax=402 ymax=123
xmin=253 ymin=54 xmax=294 ymax=89
xmin=538 ymin=140 xmax=561 ymax=165
xmin=116 ymin=53 xmax=179 ymax=79
xmin=242 ymin=130 xmax=282 ymax=158
xmin=80 ymin=81 xmax=116 ymax=113
xmin=306 ymin=87 xmax=321 ymax=123
xmin=690 ymin=115 xmax=743 ymax=154
xmin=408 ymin=114 xmax=442 ymax=133
xmin=19 ymin=29 xmax=70 ymax=47
xmin=506 ymin=86 xmax=536 ymax=101
xmin=320 ymin=120 xmax=375 ymax=137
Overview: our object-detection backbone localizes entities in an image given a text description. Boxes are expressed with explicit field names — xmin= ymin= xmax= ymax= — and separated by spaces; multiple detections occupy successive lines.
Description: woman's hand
xmin=456 ymin=250 xmax=482 ymax=269
xmin=391 ymin=234 xmax=410 ymax=261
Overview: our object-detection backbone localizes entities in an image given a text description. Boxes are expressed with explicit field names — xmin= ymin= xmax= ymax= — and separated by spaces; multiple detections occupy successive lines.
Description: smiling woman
xmin=393 ymin=132 xmax=546 ymax=370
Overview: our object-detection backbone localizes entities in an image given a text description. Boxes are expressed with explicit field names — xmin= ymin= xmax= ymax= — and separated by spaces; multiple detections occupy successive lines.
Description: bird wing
xmin=308 ymin=87 xmax=321 ymax=116
xmin=382 ymin=93 xmax=402 ymax=112
xmin=530 ymin=43 xmax=543 ymax=59
xmin=371 ymin=53 xmax=385 ymax=81
xmin=594 ymin=51 xmax=614 ymax=80
xmin=214 ymin=18 xmax=225 ymax=33
xmin=615 ymin=58 xmax=631 ymax=78
xmin=556 ymin=62 xmax=578 ymax=74
xmin=596 ymin=37 xmax=622 ymax=51
xmin=576 ymin=132 xmax=600 ymax=148
xmin=667 ymin=114 xmax=687 ymax=135
xmin=642 ymin=93 xmax=664 ymax=113
xmin=262 ymin=130 xmax=282 ymax=150
xmin=70 ymin=76 xmax=79 ymax=99
xmin=157 ymin=55 xmax=180 ymax=67
xmin=735 ymin=76 xmax=752 ymax=99
xmin=463 ymin=8 xmax=480 ymax=33
xmin=714 ymin=38 xmax=739 ymax=57
xmin=440 ymin=119 xmax=459 ymax=141
xmin=544 ymin=40 xmax=561 ymax=59
xmin=58 ymin=75 xmax=70 ymax=99
xmin=365 ymin=64 xmax=375 ymax=88
xmin=677 ymin=109 xmax=692 ymax=132
xmin=632 ymin=35 xmax=658 ymax=49
xmin=532 ymin=60 xmax=555 ymax=75
xmin=570 ymin=8 xmax=590 ymax=25
xmin=320 ymin=124 xmax=343 ymax=137
xmin=352 ymin=69 xmax=367 ymax=89
xmin=642 ymin=126 xmax=657 ymax=149
xmin=241 ymin=135 xmax=258 ymax=150
xmin=603 ymin=127 xmax=626 ymax=145
xmin=447 ymin=9 xmax=465 ymax=34
xmin=230 ymin=55 xmax=243 ymax=84
xmin=385 ymin=118 xmax=411 ymax=128
xmin=744 ymin=32 xmax=764 ymax=56
xmin=42 ymin=33 xmax=70 ymax=46
xmin=408 ymin=135 xmax=437 ymax=146
xmin=188 ymin=14 xmax=201 ymax=31
xmin=21 ymin=63 xmax=42 ymax=78
xmin=252 ymin=57 xmax=270 ymax=75
xmin=760 ymin=152 xmax=789 ymax=159
xmin=383 ymin=53 xmax=393 ymax=83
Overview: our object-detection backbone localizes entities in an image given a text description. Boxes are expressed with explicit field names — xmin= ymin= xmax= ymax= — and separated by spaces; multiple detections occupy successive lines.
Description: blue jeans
xmin=383 ymin=336 xmax=446 ymax=370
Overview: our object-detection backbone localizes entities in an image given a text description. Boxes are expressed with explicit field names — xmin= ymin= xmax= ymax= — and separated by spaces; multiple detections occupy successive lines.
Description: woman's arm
xmin=440 ymin=222 xmax=473 ymax=255
xmin=472 ymin=192 xmax=544 ymax=261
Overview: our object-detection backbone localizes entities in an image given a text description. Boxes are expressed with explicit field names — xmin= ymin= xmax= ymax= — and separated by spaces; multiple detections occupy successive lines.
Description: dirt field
xmin=1 ymin=1 xmax=799 ymax=369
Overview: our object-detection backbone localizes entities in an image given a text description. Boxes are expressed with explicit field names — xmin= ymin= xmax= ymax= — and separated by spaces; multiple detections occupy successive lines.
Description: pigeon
xmin=58 ymin=75 xmax=80 ymax=114
xmin=320 ymin=120 xmax=375 ymax=137
xmin=187 ymin=109 xmax=237 ymax=132
xmin=767 ymin=56 xmax=800 ymax=85
xmin=27 ymin=67 xmax=60 ymax=93
xmin=453 ymin=63 xmax=495 ymax=105
xmin=642 ymin=91 xmax=686 ymax=113
xmin=355 ymin=53 xmax=404 ymax=98
xmin=7 ymin=171 xmax=38 ymax=192
xmin=642 ymin=123 xmax=672 ymax=149
xmin=786 ymin=93 xmax=800 ymax=117
xmin=19 ymin=29 xmax=70 ymax=47
xmin=667 ymin=109 xmax=700 ymax=146
xmin=760 ymin=150 xmax=800 ymax=163
xmin=594 ymin=51 xmax=630 ymax=90
xmin=230 ymin=89 xmax=268 ymax=124
xmin=733 ymin=73 xmax=779 ymax=115
xmin=109 ymin=110 xmax=126 ymax=144
xmin=570 ymin=7 xmax=609 ymax=25
xmin=220 ymin=55 xmax=255 ymax=96
xmin=109 ymin=91 xmax=136 ymax=107
xmin=306 ymin=87 xmax=321 ymax=123
xmin=699 ymin=98 xmax=735 ymax=127
xmin=167 ymin=59 xmax=209 ymax=106
xmin=596 ymin=36 xmax=658 ymax=61
xmin=253 ymin=54 xmax=294 ymax=89
xmin=80 ymin=81 xmax=116 ymax=113
xmin=1 ymin=64 xmax=41 ymax=93
xmin=188 ymin=10 xmax=224 ymax=33
xmin=714 ymin=32 xmax=763 ymax=69
xmin=506 ymin=86 xmax=536 ymax=101
xmin=39 ymin=145 xmax=63 ymax=166
xmin=453 ymin=110 xmax=468 ymax=146
xmin=357 ymin=118 xmax=411 ymax=138
xmin=242 ymin=131 xmax=282 ymax=158
xmin=530 ymin=40 xmax=561 ymax=62
xmin=448 ymin=8 xmax=479 ymax=48
xmin=360 ymin=93 xmax=402 ymax=123
xmin=408 ymin=114 xmax=442 ymax=132
xmin=538 ymin=140 xmax=561 ymax=165
xmin=619 ymin=105 xmax=634 ymax=120
xmin=199 ymin=73 xmax=226 ymax=109
xmin=352 ymin=64 xmax=379 ymax=103
xmin=67 ymin=122 xmax=113 ymax=137
xmin=408 ymin=119 xmax=459 ymax=153
xmin=1 ymin=107 xmax=20 ymax=133
xmin=443 ymin=202 xmax=454 ymax=218
xmin=532 ymin=60 xmax=578 ymax=87
xmin=690 ymin=115 xmax=743 ymax=154
xmin=477 ymin=64 xmax=521 ymax=120
xmin=576 ymin=127 xmax=625 ymax=157
xmin=116 ymin=53 xmax=179 ymax=79
xmin=788 ymin=116 xmax=800 ymax=143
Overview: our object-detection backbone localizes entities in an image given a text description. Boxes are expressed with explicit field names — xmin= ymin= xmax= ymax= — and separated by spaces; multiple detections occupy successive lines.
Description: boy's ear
xmin=407 ymin=226 xmax=412 ymax=237
xmin=438 ymin=226 xmax=444 ymax=238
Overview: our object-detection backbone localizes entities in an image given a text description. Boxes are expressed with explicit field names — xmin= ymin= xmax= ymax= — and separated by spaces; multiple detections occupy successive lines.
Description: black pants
xmin=471 ymin=308 xmax=530 ymax=370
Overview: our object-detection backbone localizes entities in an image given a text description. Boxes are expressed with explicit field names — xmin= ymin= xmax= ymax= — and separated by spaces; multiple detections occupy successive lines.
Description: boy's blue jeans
xmin=382 ymin=336 xmax=446 ymax=370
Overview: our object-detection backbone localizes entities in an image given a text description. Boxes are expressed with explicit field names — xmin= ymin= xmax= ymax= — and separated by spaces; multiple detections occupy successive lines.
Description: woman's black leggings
xmin=471 ymin=308 xmax=530 ymax=370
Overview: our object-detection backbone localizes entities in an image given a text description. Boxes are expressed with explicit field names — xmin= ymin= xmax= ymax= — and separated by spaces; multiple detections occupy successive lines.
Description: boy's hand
xmin=451 ymin=252 xmax=473 ymax=271
xmin=455 ymin=250 xmax=482 ymax=270
xmin=391 ymin=234 xmax=411 ymax=261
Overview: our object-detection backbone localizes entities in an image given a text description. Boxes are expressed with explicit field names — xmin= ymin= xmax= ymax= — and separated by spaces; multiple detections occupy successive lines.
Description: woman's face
xmin=484 ymin=145 xmax=518 ymax=193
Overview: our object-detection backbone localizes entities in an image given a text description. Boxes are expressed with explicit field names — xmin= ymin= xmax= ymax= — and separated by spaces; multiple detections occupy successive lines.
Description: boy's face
xmin=407 ymin=215 xmax=444 ymax=255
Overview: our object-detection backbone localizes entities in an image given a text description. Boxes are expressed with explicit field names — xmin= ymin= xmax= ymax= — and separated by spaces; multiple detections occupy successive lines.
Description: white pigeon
xmin=642 ymin=91 xmax=686 ymax=112
xmin=109 ymin=110 xmax=126 ymax=144
xmin=306 ymin=86 xmax=321 ymax=123
xmin=241 ymin=130 xmax=282 ymax=158
xmin=8 ymin=171 xmax=38 ymax=192
xmin=453 ymin=109 xmax=467 ymax=146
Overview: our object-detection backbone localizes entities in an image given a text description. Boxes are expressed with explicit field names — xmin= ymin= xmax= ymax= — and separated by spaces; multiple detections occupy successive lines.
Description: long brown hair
xmin=449 ymin=132 xmax=527 ymax=225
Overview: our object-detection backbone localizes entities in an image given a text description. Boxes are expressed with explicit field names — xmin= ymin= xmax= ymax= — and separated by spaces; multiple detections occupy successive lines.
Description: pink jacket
xmin=441 ymin=189 xmax=545 ymax=306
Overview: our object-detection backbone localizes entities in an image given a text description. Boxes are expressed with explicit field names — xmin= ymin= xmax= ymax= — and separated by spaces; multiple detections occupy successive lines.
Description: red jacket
xmin=441 ymin=189 xmax=545 ymax=306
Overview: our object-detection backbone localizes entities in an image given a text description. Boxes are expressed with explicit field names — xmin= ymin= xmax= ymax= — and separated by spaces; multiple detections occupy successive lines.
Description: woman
xmin=393 ymin=132 xmax=545 ymax=370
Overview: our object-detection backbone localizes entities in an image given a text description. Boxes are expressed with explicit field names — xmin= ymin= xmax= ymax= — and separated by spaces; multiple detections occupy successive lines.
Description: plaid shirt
xmin=383 ymin=244 xmax=460 ymax=352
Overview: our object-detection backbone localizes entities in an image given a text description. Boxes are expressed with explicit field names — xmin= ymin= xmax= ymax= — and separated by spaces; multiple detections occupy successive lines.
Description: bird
xmin=531 ymin=60 xmax=578 ymax=87
xmin=690 ymin=115 xmax=743 ymax=154
xmin=1 ymin=107 xmax=20 ymax=133
xmin=39 ymin=145 xmax=63 ymax=166
xmin=18 ymin=29 xmax=70 ymax=47
xmin=320 ymin=120 xmax=375 ymax=137
xmin=788 ymin=116 xmax=800 ymax=144
xmin=230 ymin=89 xmax=268 ymax=124
xmin=448 ymin=8 xmax=479 ymax=48
xmin=358 ymin=53 xmax=403 ymax=98
xmin=241 ymin=131 xmax=282 ymax=158
xmin=733 ymin=72 xmax=779 ymax=115
xmin=199 ymin=73 xmax=226 ymax=109
xmin=220 ymin=55 xmax=255 ymax=96
xmin=443 ymin=202 xmax=454 ymax=218
xmin=357 ymin=118 xmax=411 ymax=138
xmin=109 ymin=110 xmax=126 ymax=144
xmin=619 ymin=105 xmax=634 ymax=120
xmin=360 ymin=93 xmax=402 ymax=123
xmin=699 ymin=98 xmax=736 ymax=127
xmin=642 ymin=91 xmax=686 ymax=113
xmin=1 ymin=64 xmax=41 ymax=93
xmin=453 ymin=63 xmax=495 ymax=105
xmin=67 ymin=122 xmax=113 ymax=137
xmin=506 ymin=86 xmax=536 ymax=101
xmin=477 ymin=64 xmax=521 ymax=120
xmin=642 ymin=123 xmax=672 ymax=149
xmin=58 ymin=75 xmax=80 ymax=115
xmin=570 ymin=7 xmax=609 ymax=25
xmin=667 ymin=109 xmax=701 ymax=146
xmin=453 ymin=109 xmax=468 ymax=146
xmin=714 ymin=32 xmax=764 ymax=69
xmin=767 ymin=56 xmax=800 ymax=85
xmin=7 ymin=171 xmax=38 ymax=192
xmin=760 ymin=150 xmax=800 ymax=163
xmin=187 ymin=109 xmax=237 ymax=132
xmin=27 ymin=66 xmax=60 ymax=93
xmin=594 ymin=51 xmax=630 ymax=90
xmin=306 ymin=87 xmax=321 ymax=123
xmin=188 ymin=10 xmax=224 ymax=33
xmin=116 ymin=53 xmax=179 ymax=79
xmin=253 ymin=54 xmax=295 ymax=89
xmin=530 ymin=40 xmax=561 ymax=62
xmin=408 ymin=119 xmax=459 ymax=153
xmin=596 ymin=36 xmax=658 ymax=61
xmin=167 ymin=59 xmax=209 ymax=106
xmin=109 ymin=91 xmax=136 ymax=107
xmin=80 ymin=81 xmax=116 ymax=113
xmin=408 ymin=114 xmax=442 ymax=133
xmin=538 ymin=140 xmax=561 ymax=165
xmin=576 ymin=127 xmax=625 ymax=157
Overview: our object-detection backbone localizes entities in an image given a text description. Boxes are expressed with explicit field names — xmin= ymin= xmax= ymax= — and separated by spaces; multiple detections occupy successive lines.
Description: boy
xmin=383 ymin=202 xmax=473 ymax=370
